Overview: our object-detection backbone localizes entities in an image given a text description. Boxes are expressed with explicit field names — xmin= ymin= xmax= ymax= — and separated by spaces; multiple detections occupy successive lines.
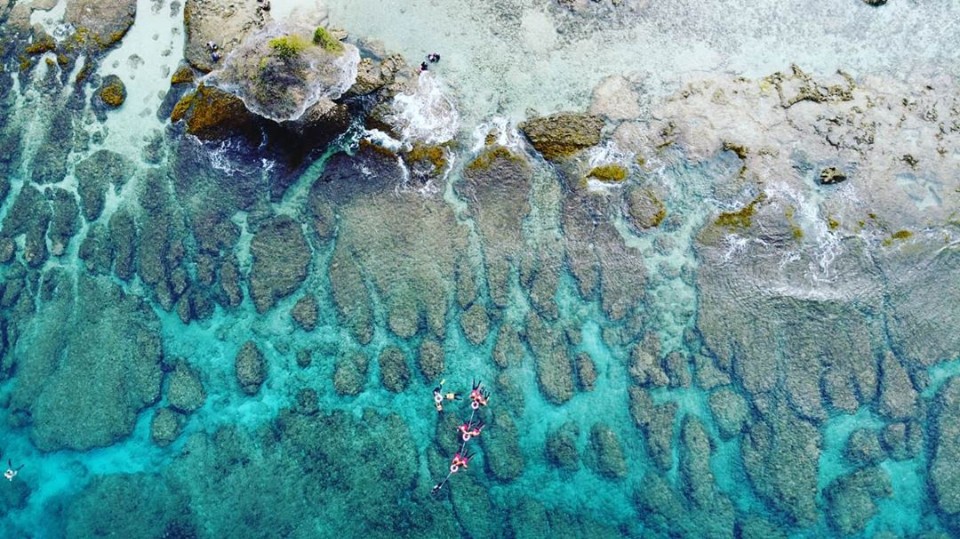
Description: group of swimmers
xmin=431 ymin=379 xmax=490 ymax=495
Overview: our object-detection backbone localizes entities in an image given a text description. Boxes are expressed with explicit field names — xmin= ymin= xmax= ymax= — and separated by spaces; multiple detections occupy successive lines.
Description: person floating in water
xmin=420 ymin=61 xmax=429 ymax=72
xmin=457 ymin=419 xmax=484 ymax=442
xmin=432 ymin=379 xmax=462 ymax=413
xmin=5 ymin=459 xmax=24 ymax=481
xmin=431 ymin=379 xmax=491 ymax=496
xmin=427 ymin=53 xmax=441 ymax=63
xmin=469 ymin=379 xmax=490 ymax=410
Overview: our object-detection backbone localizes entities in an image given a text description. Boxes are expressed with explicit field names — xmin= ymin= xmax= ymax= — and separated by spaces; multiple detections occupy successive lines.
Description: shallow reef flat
xmin=1 ymin=0 xmax=960 ymax=537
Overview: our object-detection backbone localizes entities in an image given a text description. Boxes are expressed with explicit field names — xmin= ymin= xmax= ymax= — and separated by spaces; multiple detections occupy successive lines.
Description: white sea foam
xmin=386 ymin=72 xmax=460 ymax=146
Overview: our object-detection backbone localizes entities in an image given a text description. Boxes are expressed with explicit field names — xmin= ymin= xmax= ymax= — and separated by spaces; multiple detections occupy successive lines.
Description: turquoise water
xmin=3 ymin=0 xmax=960 ymax=537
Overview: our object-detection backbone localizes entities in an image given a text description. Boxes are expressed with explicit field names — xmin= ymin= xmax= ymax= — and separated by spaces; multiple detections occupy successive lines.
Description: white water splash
xmin=387 ymin=72 xmax=460 ymax=145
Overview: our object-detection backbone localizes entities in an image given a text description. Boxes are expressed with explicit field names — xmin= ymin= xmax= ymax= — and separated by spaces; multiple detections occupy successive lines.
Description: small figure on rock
xmin=427 ymin=53 xmax=441 ymax=63
xmin=206 ymin=41 xmax=218 ymax=51
xmin=5 ymin=459 xmax=24 ymax=481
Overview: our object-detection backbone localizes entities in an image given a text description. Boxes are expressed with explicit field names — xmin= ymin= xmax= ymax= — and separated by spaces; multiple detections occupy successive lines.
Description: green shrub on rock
xmin=312 ymin=27 xmax=344 ymax=53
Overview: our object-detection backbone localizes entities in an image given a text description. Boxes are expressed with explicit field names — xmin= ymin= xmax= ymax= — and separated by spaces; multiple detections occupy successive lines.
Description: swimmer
xmin=427 ymin=53 xmax=441 ymax=63
xmin=5 ymin=460 xmax=23 ymax=481
xmin=469 ymin=379 xmax=490 ymax=410
xmin=420 ymin=62 xmax=429 ymax=72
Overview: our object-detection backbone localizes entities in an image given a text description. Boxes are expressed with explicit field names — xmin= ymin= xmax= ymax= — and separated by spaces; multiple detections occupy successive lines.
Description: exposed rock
xmin=151 ymin=407 xmax=184 ymax=446
xmin=65 ymin=0 xmax=137 ymax=53
xmin=347 ymin=54 xmax=404 ymax=96
xmin=108 ymin=210 xmax=137 ymax=280
xmin=825 ymin=467 xmax=892 ymax=536
xmin=519 ymin=112 xmax=604 ymax=160
xmin=589 ymin=75 xmax=641 ymax=121
xmin=624 ymin=186 xmax=666 ymax=230
xmin=249 ymin=215 xmax=311 ymax=313
xmin=207 ymin=22 xmax=360 ymax=122
xmin=628 ymin=336 xmax=668 ymax=387
xmin=378 ymin=346 xmax=410 ymax=393
xmin=291 ymin=294 xmax=319 ymax=331
xmin=545 ymin=421 xmax=581 ymax=471
xmin=183 ymin=0 xmax=269 ymax=73
xmin=96 ymin=74 xmax=126 ymax=107
xmin=709 ymin=387 xmax=750 ymax=440
xmin=818 ymin=166 xmax=847 ymax=185
xmin=235 ymin=340 xmax=266 ymax=395
xmin=167 ymin=361 xmax=206 ymax=413
xmin=47 ymin=188 xmax=79 ymax=256
xmin=585 ymin=423 xmax=627 ymax=479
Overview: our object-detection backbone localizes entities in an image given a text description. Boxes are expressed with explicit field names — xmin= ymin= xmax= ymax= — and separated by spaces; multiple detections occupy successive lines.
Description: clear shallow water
xmin=1 ymin=0 xmax=960 ymax=537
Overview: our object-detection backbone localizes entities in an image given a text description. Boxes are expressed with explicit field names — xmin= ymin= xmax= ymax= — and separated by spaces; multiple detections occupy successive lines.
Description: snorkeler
xmin=420 ymin=62 xmax=429 ymax=72
xmin=427 ymin=53 xmax=441 ymax=63
xmin=432 ymin=380 xmax=461 ymax=413
xmin=457 ymin=419 xmax=485 ymax=442
xmin=469 ymin=379 xmax=490 ymax=409
xmin=5 ymin=460 xmax=23 ymax=481
xmin=449 ymin=451 xmax=473 ymax=473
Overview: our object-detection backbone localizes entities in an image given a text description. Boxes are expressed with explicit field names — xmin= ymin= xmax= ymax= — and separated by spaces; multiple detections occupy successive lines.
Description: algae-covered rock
xmin=825 ymin=467 xmax=892 ymax=535
xmin=742 ymin=404 xmax=821 ymax=526
xmin=96 ymin=74 xmax=126 ymax=107
xmin=65 ymin=0 xmax=137 ymax=53
xmin=249 ymin=215 xmax=311 ymax=313
xmin=574 ymin=352 xmax=597 ymax=391
xmin=9 ymin=274 xmax=163 ymax=452
xmin=628 ymin=387 xmax=676 ymax=471
xmin=418 ymin=338 xmax=444 ymax=382
xmin=844 ymin=428 xmax=883 ymax=467
xmin=151 ymin=406 xmax=184 ymax=446
xmin=930 ymin=376 xmax=960 ymax=530
xmin=333 ymin=351 xmax=368 ymax=396
xmin=525 ymin=312 xmax=575 ymax=404
xmin=291 ymin=294 xmax=319 ymax=331
xmin=379 ymin=346 xmax=410 ymax=393
xmin=74 ymin=150 xmax=130 ymax=222
xmin=585 ymin=423 xmax=627 ymax=479
xmin=460 ymin=302 xmax=489 ymax=346
xmin=480 ymin=411 xmax=524 ymax=482
xmin=545 ymin=421 xmax=581 ymax=471
xmin=170 ymin=83 xmax=261 ymax=140
xmin=519 ymin=112 xmax=604 ymax=160
xmin=709 ymin=387 xmax=750 ymax=440
xmin=235 ymin=340 xmax=266 ymax=395
xmin=167 ymin=361 xmax=206 ymax=413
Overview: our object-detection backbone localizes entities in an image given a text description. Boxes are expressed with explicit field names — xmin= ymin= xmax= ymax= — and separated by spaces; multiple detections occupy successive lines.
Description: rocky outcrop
xmin=545 ymin=421 xmax=581 ymax=471
xmin=585 ymin=423 xmax=627 ymax=479
xmin=171 ymin=84 xmax=261 ymax=141
xmin=824 ymin=467 xmax=892 ymax=535
xmin=378 ymin=346 xmax=410 ymax=393
xmin=183 ymin=0 xmax=269 ymax=73
xmin=291 ymin=294 xmax=319 ymax=331
xmin=74 ymin=149 xmax=130 ymax=222
xmin=65 ymin=0 xmax=137 ymax=53
xmin=519 ymin=112 xmax=604 ymax=160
